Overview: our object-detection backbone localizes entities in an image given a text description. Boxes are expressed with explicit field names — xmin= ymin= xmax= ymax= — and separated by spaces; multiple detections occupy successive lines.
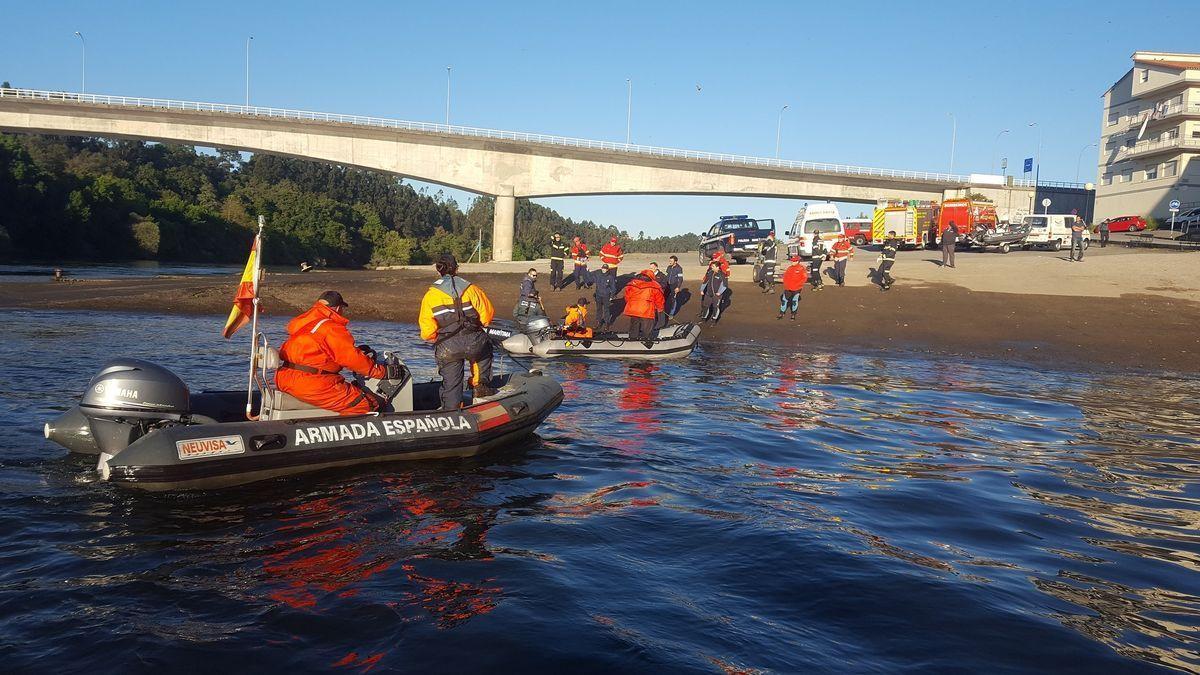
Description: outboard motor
xmin=520 ymin=316 xmax=553 ymax=346
xmin=46 ymin=359 xmax=191 ymax=474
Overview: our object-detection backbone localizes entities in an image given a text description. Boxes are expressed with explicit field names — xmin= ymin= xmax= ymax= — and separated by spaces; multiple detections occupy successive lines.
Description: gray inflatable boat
xmin=44 ymin=356 xmax=562 ymax=492
xmin=490 ymin=319 xmax=701 ymax=360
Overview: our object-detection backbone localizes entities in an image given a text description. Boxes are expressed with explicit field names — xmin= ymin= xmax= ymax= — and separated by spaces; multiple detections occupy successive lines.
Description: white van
xmin=787 ymin=203 xmax=845 ymax=257
xmin=1022 ymin=214 xmax=1090 ymax=251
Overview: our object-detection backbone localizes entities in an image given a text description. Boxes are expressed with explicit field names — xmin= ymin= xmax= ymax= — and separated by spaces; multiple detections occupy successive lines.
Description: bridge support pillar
xmin=492 ymin=186 xmax=515 ymax=262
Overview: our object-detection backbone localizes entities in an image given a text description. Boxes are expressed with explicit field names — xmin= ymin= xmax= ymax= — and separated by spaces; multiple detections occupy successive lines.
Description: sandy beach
xmin=3 ymin=243 xmax=1198 ymax=373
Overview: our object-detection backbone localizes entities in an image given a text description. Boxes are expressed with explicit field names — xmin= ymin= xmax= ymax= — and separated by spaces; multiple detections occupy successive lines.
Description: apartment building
xmin=1094 ymin=52 xmax=1200 ymax=223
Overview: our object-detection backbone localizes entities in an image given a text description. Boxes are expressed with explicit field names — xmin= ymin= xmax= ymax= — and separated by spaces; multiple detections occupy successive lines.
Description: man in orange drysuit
xmin=276 ymin=290 xmax=391 ymax=415
xmin=623 ymin=269 xmax=666 ymax=341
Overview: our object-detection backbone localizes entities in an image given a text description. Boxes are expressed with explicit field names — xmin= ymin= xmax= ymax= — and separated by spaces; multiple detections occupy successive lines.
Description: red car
xmin=1100 ymin=215 xmax=1146 ymax=233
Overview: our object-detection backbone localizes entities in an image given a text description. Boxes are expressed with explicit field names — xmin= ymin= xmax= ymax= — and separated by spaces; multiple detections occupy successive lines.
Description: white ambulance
xmin=786 ymin=203 xmax=845 ymax=258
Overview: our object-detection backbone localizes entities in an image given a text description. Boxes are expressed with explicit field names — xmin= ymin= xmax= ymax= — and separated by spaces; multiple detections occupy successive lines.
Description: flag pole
xmin=245 ymin=215 xmax=264 ymax=419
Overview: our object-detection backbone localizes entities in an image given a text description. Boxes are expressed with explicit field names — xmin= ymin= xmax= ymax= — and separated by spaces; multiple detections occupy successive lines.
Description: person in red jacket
xmin=571 ymin=236 xmax=591 ymax=289
xmin=276 ymin=290 xmax=390 ymax=415
xmin=599 ymin=236 xmax=624 ymax=282
xmin=622 ymin=269 xmax=665 ymax=341
xmin=830 ymin=235 xmax=854 ymax=287
xmin=777 ymin=256 xmax=809 ymax=320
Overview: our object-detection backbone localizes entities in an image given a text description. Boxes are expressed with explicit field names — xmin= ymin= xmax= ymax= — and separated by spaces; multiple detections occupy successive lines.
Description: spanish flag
xmin=222 ymin=233 xmax=260 ymax=338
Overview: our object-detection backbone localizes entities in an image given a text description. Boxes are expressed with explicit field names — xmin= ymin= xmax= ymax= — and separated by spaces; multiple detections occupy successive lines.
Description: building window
xmin=1102 ymin=174 xmax=1113 ymax=186
xmin=1193 ymin=130 xmax=1200 ymax=139
xmin=1164 ymin=160 xmax=1178 ymax=178
xmin=1165 ymin=127 xmax=1179 ymax=140
xmin=1145 ymin=164 xmax=1158 ymax=180
xmin=1107 ymin=113 xmax=1119 ymax=126
xmin=1122 ymin=170 xmax=1133 ymax=183
xmin=1140 ymin=68 xmax=1149 ymax=83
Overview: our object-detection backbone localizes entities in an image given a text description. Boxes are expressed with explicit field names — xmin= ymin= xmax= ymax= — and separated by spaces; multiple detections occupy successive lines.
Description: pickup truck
xmin=698 ymin=215 xmax=775 ymax=264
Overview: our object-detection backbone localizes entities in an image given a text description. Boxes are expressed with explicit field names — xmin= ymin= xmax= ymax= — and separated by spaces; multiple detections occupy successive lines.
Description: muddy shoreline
xmin=3 ymin=268 xmax=1198 ymax=373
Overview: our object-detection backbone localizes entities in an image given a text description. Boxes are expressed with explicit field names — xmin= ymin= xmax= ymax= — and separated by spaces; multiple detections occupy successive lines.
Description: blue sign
xmin=1170 ymin=199 xmax=1181 ymax=211
xmin=1023 ymin=158 xmax=1034 ymax=173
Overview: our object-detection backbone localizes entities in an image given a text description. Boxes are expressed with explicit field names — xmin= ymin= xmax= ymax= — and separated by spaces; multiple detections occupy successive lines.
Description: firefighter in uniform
xmin=754 ymin=231 xmax=778 ymax=293
xmin=830 ymin=234 xmax=854 ymax=287
xmin=809 ymin=232 xmax=828 ymax=290
xmin=711 ymin=248 xmax=731 ymax=276
xmin=571 ymin=236 xmax=590 ymax=289
xmin=276 ymin=291 xmax=398 ymax=415
xmin=599 ymin=236 xmax=624 ymax=283
xmin=878 ymin=231 xmax=899 ymax=290
xmin=418 ymin=254 xmax=497 ymax=410
xmin=778 ymin=256 xmax=809 ymax=320
xmin=548 ymin=232 xmax=570 ymax=290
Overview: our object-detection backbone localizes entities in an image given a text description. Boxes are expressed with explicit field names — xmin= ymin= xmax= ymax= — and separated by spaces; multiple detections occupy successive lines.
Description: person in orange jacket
xmin=622 ymin=269 xmax=665 ymax=341
xmin=418 ymin=254 xmax=497 ymax=410
xmin=562 ymin=298 xmax=593 ymax=338
xmin=599 ymin=236 xmax=624 ymax=282
xmin=276 ymin=290 xmax=394 ymax=415
xmin=778 ymin=255 xmax=809 ymax=320
xmin=830 ymin=234 xmax=855 ymax=287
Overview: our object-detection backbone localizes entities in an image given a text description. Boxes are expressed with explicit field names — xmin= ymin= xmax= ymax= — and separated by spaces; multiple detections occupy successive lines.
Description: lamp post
xmin=1028 ymin=121 xmax=1042 ymax=187
xmin=244 ymin=36 xmax=253 ymax=106
xmin=775 ymin=104 xmax=788 ymax=159
xmin=1075 ymin=142 xmax=1097 ymax=183
xmin=991 ymin=129 xmax=1010 ymax=174
xmin=73 ymin=31 xmax=86 ymax=93
xmin=948 ymin=112 xmax=957 ymax=175
xmin=625 ymin=78 xmax=632 ymax=146
xmin=445 ymin=66 xmax=451 ymax=126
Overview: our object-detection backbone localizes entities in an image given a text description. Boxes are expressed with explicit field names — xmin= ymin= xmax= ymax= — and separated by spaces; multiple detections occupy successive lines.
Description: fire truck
xmin=935 ymin=199 xmax=998 ymax=245
xmin=871 ymin=200 xmax=939 ymax=248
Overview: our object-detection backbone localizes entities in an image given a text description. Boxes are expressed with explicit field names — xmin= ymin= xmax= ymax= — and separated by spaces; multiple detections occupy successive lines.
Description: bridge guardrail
xmin=0 ymin=88 xmax=1082 ymax=189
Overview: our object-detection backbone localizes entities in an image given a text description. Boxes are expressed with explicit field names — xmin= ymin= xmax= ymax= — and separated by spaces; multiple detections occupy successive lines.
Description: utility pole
xmin=1075 ymin=142 xmax=1097 ymax=183
xmin=948 ymin=112 xmax=957 ymax=175
xmin=445 ymin=66 xmax=451 ymax=125
xmin=991 ymin=129 xmax=1010 ymax=174
xmin=775 ymin=104 xmax=788 ymax=159
xmin=245 ymin=36 xmax=253 ymax=106
xmin=73 ymin=31 xmax=86 ymax=93
xmin=625 ymin=78 xmax=632 ymax=146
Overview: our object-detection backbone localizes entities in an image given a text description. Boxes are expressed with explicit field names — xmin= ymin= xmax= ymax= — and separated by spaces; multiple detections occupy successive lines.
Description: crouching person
xmin=418 ymin=254 xmax=497 ymax=410
xmin=276 ymin=291 xmax=390 ymax=415
xmin=777 ymin=256 xmax=808 ymax=320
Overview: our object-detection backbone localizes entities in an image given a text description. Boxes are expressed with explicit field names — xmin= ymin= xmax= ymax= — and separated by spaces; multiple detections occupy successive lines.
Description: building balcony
xmin=1113 ymin=137 xmax=1200 ymax=161
xmin=1124 ymin=103 xmax=1200 ymax=132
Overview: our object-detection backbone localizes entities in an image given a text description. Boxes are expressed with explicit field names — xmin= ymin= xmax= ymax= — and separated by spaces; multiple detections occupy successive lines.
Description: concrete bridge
xmin=0 ymin=88 xmax=1040 ymax=260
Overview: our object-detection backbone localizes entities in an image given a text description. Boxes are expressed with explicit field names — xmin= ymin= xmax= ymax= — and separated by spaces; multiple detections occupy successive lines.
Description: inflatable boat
xmin=490 ymin=319 xmax=701 ymax=360
xmin=44 ymin=354 xmax=562 ymax=492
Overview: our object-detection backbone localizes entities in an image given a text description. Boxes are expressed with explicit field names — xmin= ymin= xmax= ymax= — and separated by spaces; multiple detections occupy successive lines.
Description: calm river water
xmin=1 ymin=309 xmax=1197 ymax=673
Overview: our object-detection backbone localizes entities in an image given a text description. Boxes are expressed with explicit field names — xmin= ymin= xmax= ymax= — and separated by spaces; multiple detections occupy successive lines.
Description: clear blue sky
xmin=2 ymin=0 xmax=1196 ymax=236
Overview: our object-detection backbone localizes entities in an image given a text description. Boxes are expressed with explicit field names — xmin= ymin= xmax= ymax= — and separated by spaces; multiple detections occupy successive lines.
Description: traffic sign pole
xmin=1169 ymin=198 xmax=1180 ymax=232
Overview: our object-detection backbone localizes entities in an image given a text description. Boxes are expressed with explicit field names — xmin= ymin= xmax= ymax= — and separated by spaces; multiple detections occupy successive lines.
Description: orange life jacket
xmin=623 ymin=273 xmax=665 ymax=319
xmin=277 ymin=302 xmax=384 ymax=379
xmin=782 ymin=263 xmax=809 ymax=291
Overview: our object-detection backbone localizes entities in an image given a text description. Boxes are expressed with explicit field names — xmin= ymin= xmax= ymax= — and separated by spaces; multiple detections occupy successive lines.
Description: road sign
xmin=1023 ymin=158 xmax=1033 ymax=173
xmin=1169 ymin=199 xmax=1180 ymax=211
xmin=1041 ymin=198 xmax=1051 ymax=207
xmin=1001 ymin=158 xmax=1008 ymax=170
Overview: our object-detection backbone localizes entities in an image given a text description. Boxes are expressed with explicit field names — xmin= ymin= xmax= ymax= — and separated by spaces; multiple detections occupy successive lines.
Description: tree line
xmin=0 ymin=132 xmax=700 ymax=267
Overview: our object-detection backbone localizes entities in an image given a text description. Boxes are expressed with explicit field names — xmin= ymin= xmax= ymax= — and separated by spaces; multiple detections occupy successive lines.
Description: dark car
xmin=1099 ymin=215 xmax=1146 ymax=233
xmin=698 ymin=215 xmax=775 ymax=264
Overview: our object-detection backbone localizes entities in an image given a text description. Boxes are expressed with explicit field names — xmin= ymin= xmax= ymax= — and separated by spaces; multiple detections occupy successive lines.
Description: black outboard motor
xmin=45 ymin=359 xmax=191 ymax=459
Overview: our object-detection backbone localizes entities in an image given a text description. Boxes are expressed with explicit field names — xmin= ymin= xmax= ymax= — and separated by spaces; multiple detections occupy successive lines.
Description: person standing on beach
xmin=809 ymin=232 xmax=829 ymax=290
xmin=571 ymin=236 xmax=590 ymax=289
xmin=754 ymin=231 xmax=778 ymax=293
xmin=878 ymin=232 xmax=899 ymax=291
xmin=548 ymin=232 xmax=569 ymax=290
xmin=1070 ymin=219 xmax=1086 ymax=262
xmin=830 ymin=234 xmax=854 ymax=287
xmin=1098 ymin=219 xmax=1110 ymax=248
xmin=593 ymin=263 xmax=617 ymax=330
xmin=777 ymin=255 xmax=808 ymax=320
xmin=665 ymin=256 xmax=684 ymax=319
xmin=599 ymin=236 xmax=624 ymax=283
xmin=941 ymin=221 xmax=959 ymax=268
xmin=698 ymin=260 xmax=728 ymax=323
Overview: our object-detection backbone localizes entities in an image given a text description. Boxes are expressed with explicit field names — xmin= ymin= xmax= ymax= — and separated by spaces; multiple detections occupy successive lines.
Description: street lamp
xmin=775 ymin=104 xmax=789 ymax=159
xmin=625 ymin=78 xmax=632 ymax=146
xmin=991 ymin=129 xmax=1010 ymax=174
xmin=244 ymin=36 xmax=253 ymax=106
xmin=73 ymin=31 xmax=86 ymax=93
xmin=1028 ymin=121 xmax=1042 ymax=187
xmin=947 ymin=112 xmax=957 ymax=175
xmin=1075 ymin=142 xmax=1098 ymax=183
xmin=445 ymin=66 xmax=451 ymax=126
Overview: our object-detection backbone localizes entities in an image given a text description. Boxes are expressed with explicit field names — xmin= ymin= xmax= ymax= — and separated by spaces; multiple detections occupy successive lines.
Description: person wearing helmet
xmin=418 ymin=254 xmax=497 ymax=410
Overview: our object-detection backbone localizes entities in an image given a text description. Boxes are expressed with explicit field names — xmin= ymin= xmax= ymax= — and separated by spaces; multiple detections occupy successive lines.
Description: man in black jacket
xmin=593 ymin=263 xmax=617 ymax=330
xmin=878 ymin=231 xmax=899 ymax=291
xmin=754 ymin=231 xmax=778 ymax=293
xmin=664 ymin=255 xmax=684 ymax=319
xmin=941 ymin=222 xmax=959 ymax=268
